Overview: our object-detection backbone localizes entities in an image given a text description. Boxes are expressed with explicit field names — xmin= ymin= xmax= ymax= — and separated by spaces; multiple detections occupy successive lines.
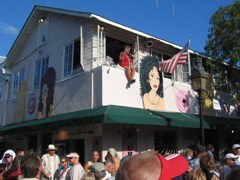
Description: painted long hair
xmin=140 ymin=56 xmax=163 ymax=98
xmin=38 ymin=67 xmax=56 ymax=117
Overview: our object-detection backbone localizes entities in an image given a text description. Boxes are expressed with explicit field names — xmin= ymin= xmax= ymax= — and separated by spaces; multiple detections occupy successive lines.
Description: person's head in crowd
xmin=58 ymin=145 xmax=66 ymax=155
xmin=105 ymin=159 xmax=114 ymax=174
xmin=15 ymin=148 xmax=25 ymax=156
xmin=116 ymin=151 xmax=188 ymax=180
xmin=0 ymin=149 xmax=16 ymax=169
xmin=105 ymin=152 xmax=114 ymax=162
xmin=232 ymin=144 xmax=240 ymax=155
xmin=67 ymin=152 xmax=80 ymax=166
xmin=60 ymin=157 xmax=68 ymax=169
xmin=224 ymin=153 xmax=238 ymax=167
xmin=3 ymin=156 xmax=23 ymax=180
xmin=89 ymin=162 xmax=106 ymax=180
xmin=20 ymin=154 xmax=41 ymax=179
xmin=47 ymin=144 xmax=57 ymax=156
xmin=81 ymin=172 xmax=96 ymax=180
xmin=206 ymin=144 xmax=214 ymax=153
xmin=189 ymin=144 xmax=205 ymax=158
xmin=107 ymin=148 xmax=118 ymax=158
xmin=226 ymin=167 xmax=240 ymax=180
xmin=200 ymin=153 xmax=218 ymax=179
xmin=185 ymin=168 xmax=206 ymax=180
xmin=185 ymin=149 xmax=194 ymax=160
xmin=92 ymin=151 xmax=100 ymax=162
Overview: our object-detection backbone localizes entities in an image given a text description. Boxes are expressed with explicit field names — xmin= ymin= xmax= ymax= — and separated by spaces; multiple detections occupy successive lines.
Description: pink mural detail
xmin=28 ymin=94 xmax=36 ymax=115
xmin=176 ymin=90 xmax=190 ymax=113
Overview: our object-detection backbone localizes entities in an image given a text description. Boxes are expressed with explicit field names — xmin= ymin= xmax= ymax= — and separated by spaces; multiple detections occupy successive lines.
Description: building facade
xmin=0 ymin=6 xmax=239 ymax=163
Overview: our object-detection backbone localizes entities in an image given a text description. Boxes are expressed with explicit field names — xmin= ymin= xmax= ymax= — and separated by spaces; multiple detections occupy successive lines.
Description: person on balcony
xmin=119 ymin=45 xmax=136 ymax=85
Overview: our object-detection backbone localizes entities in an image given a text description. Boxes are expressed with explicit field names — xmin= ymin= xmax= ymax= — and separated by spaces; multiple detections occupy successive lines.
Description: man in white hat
xmin=220 ymin=153 xmax=239 ymax=180
xmin=41 ymin=144 xmax=60 ymax=180
xmin=66 ymin=152 xmax=85 ymax=180
xmin=232 ymin=144 xmax=240 ymax=165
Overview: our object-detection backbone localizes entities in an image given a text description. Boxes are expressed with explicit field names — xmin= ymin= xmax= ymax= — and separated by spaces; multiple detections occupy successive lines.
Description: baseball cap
xmin=4 ymin=153 xmax=12 ymax=158
xmin=225 ymin=153 xmax=238 ymax=160
xmin=89 ymin=162 xmax=106 ymax=178
xmin=156 ymin=154 xmax=188 ymax=180
xmin=232 ymin=144 xmax=240 ymax=149
xmin=66 ymin=152 xmax=79 ymax=158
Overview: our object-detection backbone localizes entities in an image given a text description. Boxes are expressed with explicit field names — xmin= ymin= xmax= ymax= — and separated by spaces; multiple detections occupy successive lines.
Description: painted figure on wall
xmin=38 ymin=67 xmax=56 ymax=119
xmin=13 ymin=81 xmax=28 ymax=123
xmin=140 ymin=56 xmax=165 ymax=110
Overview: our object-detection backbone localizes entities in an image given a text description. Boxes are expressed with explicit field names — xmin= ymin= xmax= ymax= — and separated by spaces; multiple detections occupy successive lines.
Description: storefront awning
xmin=0 ymin=105 xmax=239 ymax=134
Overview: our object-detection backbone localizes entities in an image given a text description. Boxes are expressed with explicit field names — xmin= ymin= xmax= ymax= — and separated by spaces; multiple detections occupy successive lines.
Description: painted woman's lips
xmin=154 ymin=85 xmax=157 ymax=88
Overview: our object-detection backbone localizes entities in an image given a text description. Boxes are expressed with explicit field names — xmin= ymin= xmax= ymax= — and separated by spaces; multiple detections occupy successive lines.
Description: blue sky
xmin=0 ymin=0 xmax=234 ymax=57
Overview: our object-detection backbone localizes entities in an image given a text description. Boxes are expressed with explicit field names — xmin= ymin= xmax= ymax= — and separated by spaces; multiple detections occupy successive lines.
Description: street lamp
xmin=189 ymin=57 xmax=209 ymax=146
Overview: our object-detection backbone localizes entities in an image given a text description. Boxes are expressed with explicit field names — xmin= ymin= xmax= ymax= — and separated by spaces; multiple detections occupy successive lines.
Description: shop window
xmin=154 ymin=131 xmax=177 ymax=155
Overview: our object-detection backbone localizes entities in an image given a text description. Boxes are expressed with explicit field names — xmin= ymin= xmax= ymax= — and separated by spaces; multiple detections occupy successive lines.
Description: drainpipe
xmin=3 ymin=76 xmax=9 ymax=126
xmin=91 ymin=70 xmax=94 ymax=109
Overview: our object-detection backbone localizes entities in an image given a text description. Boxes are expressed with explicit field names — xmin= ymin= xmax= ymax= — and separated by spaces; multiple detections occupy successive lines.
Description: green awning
xmin=0 ymin=105 xmax=239 ymax=134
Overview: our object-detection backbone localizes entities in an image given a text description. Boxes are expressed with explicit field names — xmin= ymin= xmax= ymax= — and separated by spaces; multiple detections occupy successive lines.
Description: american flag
xmin=159 ymin=40 xmax=190 ymax=74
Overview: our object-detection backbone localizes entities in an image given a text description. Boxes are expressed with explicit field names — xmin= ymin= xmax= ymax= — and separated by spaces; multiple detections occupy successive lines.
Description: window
xmin=151 ymin=50 xmax=172 ymax=79
xmin=38 ymin=17 xmax=49 ymax=47
xmin=34 ymin=56 xmax=49 ymax=89
xmin=63 ymin=38 xmax=83 ymax=77
xmin=12 ymin=68 xmax=25 ymax=98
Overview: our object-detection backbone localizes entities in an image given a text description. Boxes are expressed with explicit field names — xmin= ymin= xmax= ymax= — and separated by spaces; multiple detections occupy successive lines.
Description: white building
xmin=0 ymin=6 xmax=239 ymax=163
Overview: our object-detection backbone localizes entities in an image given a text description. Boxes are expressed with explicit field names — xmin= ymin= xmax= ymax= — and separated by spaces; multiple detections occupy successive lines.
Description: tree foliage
xmin=205 ymin=0 xmax=240 ymax=67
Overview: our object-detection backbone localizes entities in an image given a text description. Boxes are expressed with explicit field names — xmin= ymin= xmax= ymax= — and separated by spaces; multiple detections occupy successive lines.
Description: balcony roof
xmin=0 ymin=105 xmax=239 ymax=135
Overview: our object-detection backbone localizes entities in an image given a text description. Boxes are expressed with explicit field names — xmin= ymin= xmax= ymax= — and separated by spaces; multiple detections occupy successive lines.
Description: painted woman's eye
xmin=151 ymin=74 xmax=153 ymax=77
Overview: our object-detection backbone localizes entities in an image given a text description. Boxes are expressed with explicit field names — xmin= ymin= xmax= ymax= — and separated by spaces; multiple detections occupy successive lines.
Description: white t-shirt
xmin=66 ymin=163 xmax=84 ymax=180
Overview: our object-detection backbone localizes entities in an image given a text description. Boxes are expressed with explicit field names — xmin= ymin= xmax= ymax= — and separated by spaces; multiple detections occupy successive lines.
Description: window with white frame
xmin=151 ymin=50 xmax=172 ymax=79
xmin=63 ymin=38 xmax=83 ymax=77
xmin=12 ymin=68 xmax=25 ymax=98
xmin=38 ymin=17 xmax=49 ymax=47
xmin=34 ymin=56 xmax=49 ymax=89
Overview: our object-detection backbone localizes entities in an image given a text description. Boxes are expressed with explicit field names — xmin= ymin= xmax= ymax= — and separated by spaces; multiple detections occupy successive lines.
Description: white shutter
xmin=80 ymin=25 xmax=84 ymax=70
xmin=134 ymin=36 xmax=140 ymax=72
xmin=97 ymin=25 xmax=106 ymax=65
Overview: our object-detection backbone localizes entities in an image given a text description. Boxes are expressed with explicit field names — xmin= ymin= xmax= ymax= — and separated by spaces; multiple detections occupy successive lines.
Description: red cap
xmin=156 ymin=154 xmax=188 ymax=180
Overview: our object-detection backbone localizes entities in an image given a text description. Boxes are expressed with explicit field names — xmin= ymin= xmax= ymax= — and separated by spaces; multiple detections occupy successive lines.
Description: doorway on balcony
xmin=106 ymin=36 xmax=133 ymax=65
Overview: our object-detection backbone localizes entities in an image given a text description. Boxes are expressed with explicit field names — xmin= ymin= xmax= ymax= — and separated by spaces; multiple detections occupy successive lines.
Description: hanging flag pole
xmin=159 ymin=39 xmax=191 ymax=74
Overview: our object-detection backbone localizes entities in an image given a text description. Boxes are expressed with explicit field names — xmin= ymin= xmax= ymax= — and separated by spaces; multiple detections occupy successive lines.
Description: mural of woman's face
xmin=42 ymin=84 xmax=48 ymax=99
xmin=148 ymin=66 xmax=160 ymax=92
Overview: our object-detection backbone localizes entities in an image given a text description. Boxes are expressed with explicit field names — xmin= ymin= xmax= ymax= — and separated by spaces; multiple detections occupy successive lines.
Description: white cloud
xmin=0 ymin=22 xmax=19 ymax=35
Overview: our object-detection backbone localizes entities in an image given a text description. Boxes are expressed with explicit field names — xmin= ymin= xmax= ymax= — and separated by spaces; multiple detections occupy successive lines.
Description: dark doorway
xmin=28 ymin=134 xmax=38 ymax=152
xmin=106 ymin=36 xmax=133 ymax=64
xmin=76 ymin=139 xmax=85 ymax=165
xmin=41 ymin=133 xmax=52 ymax=156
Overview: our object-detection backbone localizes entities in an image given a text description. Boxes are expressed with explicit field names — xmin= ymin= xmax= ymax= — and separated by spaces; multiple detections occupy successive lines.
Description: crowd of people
xmin=0 ymin=143 xmax=240 ymax=180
